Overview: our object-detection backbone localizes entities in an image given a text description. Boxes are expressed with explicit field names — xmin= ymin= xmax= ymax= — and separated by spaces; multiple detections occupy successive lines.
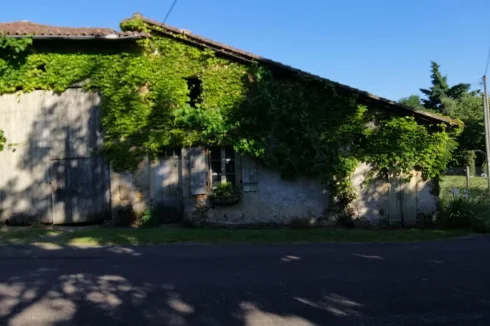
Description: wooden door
xmin=388 ymin=173 xmax=417 ymax=226
xmin=51 ymin=157 xmax=110 ymax=224
xmin=150 ymin=156 xmax=182 ymax=201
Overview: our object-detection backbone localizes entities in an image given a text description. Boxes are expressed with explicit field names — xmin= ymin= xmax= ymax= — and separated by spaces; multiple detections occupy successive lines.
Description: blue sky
xmin=2 ymin=0 xmax=490 ymax=101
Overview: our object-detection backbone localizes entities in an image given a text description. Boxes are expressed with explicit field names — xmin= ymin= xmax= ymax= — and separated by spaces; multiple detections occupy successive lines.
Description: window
xmin=210 ymin=147 xmax=236 ymax=187
xmin=160 ymin=147 xmax=182 ymax=157
xmin=224 ymin=147 xmax=236 ymax=185
xmin=185 ymin=77 xmax=202 ymax=108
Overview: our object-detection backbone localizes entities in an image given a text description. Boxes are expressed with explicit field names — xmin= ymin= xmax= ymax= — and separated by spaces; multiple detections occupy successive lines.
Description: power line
xmin=163 ymin=0 xmax=179 ymax=24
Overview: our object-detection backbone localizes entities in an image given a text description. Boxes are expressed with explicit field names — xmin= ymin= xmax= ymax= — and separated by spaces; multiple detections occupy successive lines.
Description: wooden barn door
xmin=51 ymin=157 xmax=110 ymax=224
xmin=48 ymin=88 xmax=111 ymax=224
xmin=388 ymin=173 xmax=417 ymax=226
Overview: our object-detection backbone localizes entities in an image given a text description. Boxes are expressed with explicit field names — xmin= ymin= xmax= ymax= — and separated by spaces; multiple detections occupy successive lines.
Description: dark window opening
xmin=37 ymin=63 xmax=46 ymax=72
xmin=185 ymin=77 xmax=202 ymax=108
xmin=160 ymin=147 xmax=182 ymax=157
xmin=210 ymin=147 xmax=222 ymax=186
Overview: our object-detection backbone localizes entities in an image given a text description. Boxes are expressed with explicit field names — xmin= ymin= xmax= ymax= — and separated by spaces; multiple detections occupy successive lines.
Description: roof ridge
xmin=122 ymin=13 xmax=458 ymax=126
xmin=0 ymin=21 xmax=117 ymax=30
xmin=0 ymin=13 xmax=460 ymax=126
xmin=0 ymin=20 xmax=145 ymax=39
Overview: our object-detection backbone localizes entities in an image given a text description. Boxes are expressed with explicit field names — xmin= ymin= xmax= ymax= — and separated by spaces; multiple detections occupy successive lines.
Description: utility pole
xmin=482 ymin=75 xmax=490 ymax=190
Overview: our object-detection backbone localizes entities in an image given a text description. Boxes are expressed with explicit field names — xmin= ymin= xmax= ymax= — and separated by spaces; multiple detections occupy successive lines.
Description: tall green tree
xmin=419 ymin=61 xmax=471 ymax=114
xmin=450 ymin=93 xmax=485 ymax=164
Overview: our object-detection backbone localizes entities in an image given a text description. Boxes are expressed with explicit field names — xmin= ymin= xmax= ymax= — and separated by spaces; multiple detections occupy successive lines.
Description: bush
xmin=140 ymin=209 xmax=157 ymax=228
xmin=209 ymin=182 xmax=241 ymax=198
xmin=436 ymin=187 xmax=490 ymax=233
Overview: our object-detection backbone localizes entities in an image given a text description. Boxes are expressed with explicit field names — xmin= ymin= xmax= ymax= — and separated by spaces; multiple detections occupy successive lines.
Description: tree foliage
xmin=448 ymin=93 xmax=485 ymax=165
xmin=401 ymin=61 xmax=484 ymax=167
xmin=364 ymin=117 xmax=458 ymax=180
xmin=398 ymin=94 xmax=423 ymax=109
xmin=419 ymin=61 xmax=471 ymax=114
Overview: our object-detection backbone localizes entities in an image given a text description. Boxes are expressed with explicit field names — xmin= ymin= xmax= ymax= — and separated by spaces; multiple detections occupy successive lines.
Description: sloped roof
xmin=0 ymin=14 xmax=457 ymax=126
xmin=121 ymin=13 xmax=457 ymax=126
xmin=0 ymin=21 xmax=144 ymax=39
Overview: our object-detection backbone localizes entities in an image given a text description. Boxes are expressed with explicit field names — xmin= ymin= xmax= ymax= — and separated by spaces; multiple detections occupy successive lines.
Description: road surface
xmin=1 ymin=236 xmax=490 ymax=325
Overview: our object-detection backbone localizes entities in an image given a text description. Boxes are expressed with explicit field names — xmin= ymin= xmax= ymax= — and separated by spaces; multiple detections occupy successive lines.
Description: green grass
xmin=0 ymin=227 xmax=469 ymax=246
xmin=441 ymin=175 xmax=488 ymax=193
xmin=0 ymin=229 xmax=59 ymax=245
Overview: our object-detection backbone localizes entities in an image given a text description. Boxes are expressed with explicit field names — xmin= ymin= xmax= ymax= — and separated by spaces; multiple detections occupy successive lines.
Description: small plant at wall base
xmin=140 ymin=209 xmax=157 ymax=228
xmin=209 ymin=182 xmax=242 ymax=206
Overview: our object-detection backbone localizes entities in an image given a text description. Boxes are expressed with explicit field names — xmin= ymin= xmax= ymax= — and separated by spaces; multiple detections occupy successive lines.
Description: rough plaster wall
xmin=416 ymin=174 xmax=437 ymax=215
xmin=350 ymin=163 xmax=437 ymax=223
xmin=111 ymin=156 xmax=183 ymax=215
xmin=350 ymin=163 xmax=390 ymax=222
xmin=206 ymin=162 xmax=328 ymax=225
xmin=112 ymin=153 xmax=436 ymax=225
xmin=110 ymin=158 xmax=150 ymax=214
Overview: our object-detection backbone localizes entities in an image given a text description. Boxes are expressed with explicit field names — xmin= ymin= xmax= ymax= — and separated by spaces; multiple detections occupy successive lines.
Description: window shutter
xmin=190 ymin=147 xmax=207 ymax=195
xmin=242 ymin=155 xmax=258 ymax=192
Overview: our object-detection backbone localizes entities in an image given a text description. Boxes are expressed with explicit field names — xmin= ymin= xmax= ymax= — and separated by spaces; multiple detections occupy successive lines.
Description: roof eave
xmin=6 ymin=35 xmax=144 ymax=40
xmin=128 ymin=16 xmax=457 ymax=126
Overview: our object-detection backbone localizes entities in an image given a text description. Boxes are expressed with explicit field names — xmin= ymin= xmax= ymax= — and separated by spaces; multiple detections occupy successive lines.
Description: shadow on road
xmin=1 ymin=238 xmax=490 ymax=325
xmin=0 ymin=244 xmax=365 ymax=326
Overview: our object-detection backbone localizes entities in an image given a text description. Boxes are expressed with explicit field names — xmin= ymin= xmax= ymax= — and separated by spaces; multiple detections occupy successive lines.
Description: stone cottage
xmin=0 ymin=14 xmax=457 ymax=226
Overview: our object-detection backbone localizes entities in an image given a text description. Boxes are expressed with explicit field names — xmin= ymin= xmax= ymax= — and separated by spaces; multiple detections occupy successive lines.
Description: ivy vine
xmin=0 ymin=27 xmax=462 ymax=212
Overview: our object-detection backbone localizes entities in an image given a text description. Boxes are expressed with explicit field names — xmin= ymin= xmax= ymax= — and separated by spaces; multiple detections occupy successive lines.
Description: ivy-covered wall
xmin=0 ymin=21 xmax=462 ymax=214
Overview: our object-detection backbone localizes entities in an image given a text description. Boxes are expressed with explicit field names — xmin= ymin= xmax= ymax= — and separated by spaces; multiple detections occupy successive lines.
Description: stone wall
xmin=182 ymin=156 xmax=437 ymax=226
xmin=110 ymin=155 xmax=184 ymax=223
xmin=206 ymin=162 xmax=328 ymax=225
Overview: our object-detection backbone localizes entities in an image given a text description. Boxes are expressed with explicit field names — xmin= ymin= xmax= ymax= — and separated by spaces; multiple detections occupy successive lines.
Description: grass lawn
xmin=0 ymin=227 xmax=469 ymax=246
xmin=440 ymin=175 xmax=488 ymax=196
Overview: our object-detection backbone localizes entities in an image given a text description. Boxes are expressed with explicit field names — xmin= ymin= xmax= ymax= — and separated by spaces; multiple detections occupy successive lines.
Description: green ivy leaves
xmin=0 ymin=33 xmax=460 ymax=212
xmin=0 ymin=129 xmax=6 ymax=152
xmin=363 ymin=117 xmax=457 ymax=181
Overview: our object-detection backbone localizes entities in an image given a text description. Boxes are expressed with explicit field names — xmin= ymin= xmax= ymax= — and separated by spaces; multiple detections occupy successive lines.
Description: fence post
xmin=466 ymin=165 xmax=470 ymax=190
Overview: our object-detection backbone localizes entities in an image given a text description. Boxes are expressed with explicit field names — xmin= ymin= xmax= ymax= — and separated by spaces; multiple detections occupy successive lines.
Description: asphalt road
xmin=1 ymin=236 xmax=490 ymax=326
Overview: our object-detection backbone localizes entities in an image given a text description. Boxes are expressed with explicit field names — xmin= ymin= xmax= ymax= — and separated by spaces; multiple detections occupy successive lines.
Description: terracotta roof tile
xmin=0 ymin=21 xmax=145 ymax=39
